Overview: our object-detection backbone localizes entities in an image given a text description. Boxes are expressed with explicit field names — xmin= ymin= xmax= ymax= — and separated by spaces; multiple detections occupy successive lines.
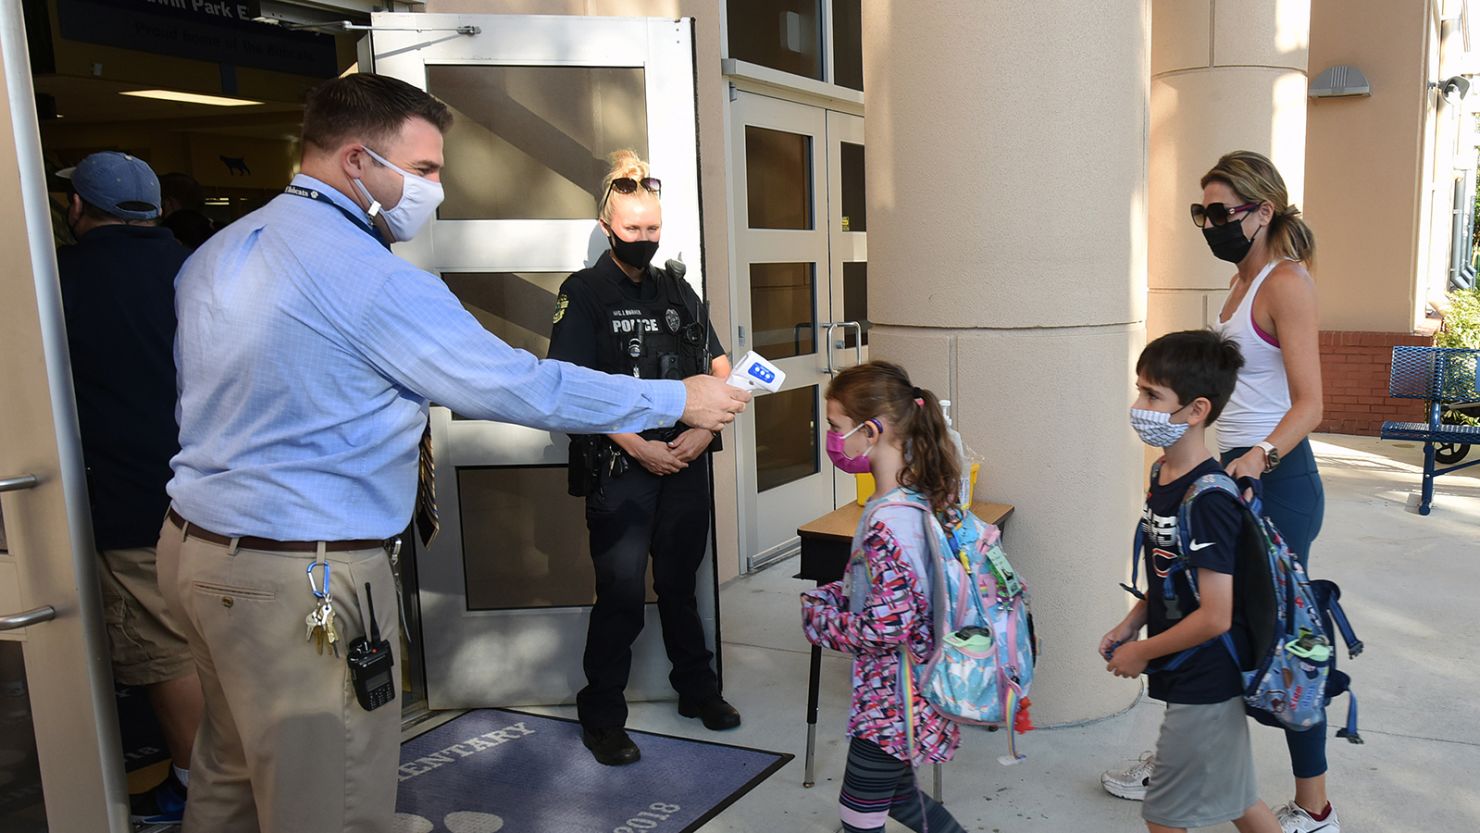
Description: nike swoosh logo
xmin=1188 ymin=540 xmax=1215 ymax=551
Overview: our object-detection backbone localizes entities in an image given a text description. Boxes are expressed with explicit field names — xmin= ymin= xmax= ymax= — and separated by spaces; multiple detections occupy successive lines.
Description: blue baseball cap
xmin=56 ymin=152 xmax=161 ymax=221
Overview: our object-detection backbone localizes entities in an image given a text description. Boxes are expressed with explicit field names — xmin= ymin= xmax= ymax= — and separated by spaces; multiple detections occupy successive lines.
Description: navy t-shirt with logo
xmin=1141 ymin=456 xmax=1249 ymax=704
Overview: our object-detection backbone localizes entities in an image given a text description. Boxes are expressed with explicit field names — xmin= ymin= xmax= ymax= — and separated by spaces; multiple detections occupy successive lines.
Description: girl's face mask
xmin=826 ymin=419 xmax=878 ymax=474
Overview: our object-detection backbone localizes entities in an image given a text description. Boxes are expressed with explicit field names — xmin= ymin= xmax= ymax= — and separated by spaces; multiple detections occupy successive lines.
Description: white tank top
xmin=1213 ymin=260 xmax=1290 ymax=453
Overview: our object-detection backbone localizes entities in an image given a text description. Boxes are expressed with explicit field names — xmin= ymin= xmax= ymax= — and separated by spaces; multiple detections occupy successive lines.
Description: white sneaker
xmin=1276 ymin=801 xmax=1341 ymax=833
xmin=1100 ymin=752 xmax=1155 ymax=801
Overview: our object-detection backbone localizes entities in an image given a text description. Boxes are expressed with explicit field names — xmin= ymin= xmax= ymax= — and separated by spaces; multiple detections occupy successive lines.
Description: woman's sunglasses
xmin=600 ymin=176 xmax=662 ymax=213
xmin=1190 ymin=201 xmax=1260 ymax=228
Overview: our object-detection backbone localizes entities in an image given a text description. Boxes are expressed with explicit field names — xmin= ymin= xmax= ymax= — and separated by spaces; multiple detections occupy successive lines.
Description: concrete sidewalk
xmin=541 ymin=434 xmax=1480 ymax=832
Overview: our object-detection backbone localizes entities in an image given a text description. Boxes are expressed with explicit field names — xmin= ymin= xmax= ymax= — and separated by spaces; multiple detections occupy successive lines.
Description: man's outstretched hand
xmin=681 ymin=374 xmax=751 ymax=431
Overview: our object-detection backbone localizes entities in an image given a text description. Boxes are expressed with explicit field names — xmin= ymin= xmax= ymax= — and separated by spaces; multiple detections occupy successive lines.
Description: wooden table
xmin=795 ymin=500 xmax=1014 ymax=788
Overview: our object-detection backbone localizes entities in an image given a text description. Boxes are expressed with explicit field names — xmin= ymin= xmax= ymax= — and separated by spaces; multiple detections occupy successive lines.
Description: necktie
xmin=415 ymin=421 xmax=439 ymax=547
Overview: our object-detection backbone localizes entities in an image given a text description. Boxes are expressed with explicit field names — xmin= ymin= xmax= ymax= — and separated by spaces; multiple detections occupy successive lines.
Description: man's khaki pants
xmin=156 ymin=517 xmax=401 ymax=833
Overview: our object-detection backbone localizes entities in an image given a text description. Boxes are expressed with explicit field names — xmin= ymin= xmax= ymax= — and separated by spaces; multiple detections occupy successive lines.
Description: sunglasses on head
xmin=600 ymin=176 xmax=661 ymax=213
xmin=1190 ymin=201 xmax=1260 ymax=228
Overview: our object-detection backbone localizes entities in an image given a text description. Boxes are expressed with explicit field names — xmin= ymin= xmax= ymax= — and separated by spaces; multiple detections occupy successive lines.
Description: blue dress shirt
xmin=168 ymin=174 xmax=685 ymax=540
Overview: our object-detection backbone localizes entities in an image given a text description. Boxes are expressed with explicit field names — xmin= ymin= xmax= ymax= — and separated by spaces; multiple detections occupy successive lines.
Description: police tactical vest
xmin=582 ymin=264 xmax=707 ymax=382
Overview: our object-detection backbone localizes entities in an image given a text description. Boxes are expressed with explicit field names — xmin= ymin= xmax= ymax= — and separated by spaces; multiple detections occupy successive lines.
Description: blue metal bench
xmin=1379 ymin=346 xmax=1480 ymax=514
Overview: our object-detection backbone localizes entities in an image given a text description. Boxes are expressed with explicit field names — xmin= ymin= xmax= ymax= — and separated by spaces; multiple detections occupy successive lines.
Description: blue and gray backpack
xmin=1126 ymin=464 xmax=1365 ymax=741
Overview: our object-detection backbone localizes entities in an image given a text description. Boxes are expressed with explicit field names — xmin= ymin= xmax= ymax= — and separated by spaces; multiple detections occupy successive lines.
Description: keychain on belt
xmin=305 ymin=554 xmax=341 ymax=657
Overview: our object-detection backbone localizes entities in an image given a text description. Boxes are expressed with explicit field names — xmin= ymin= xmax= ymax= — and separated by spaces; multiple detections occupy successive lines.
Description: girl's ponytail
xmin=899 ymin=386 xmax=961 ymax=514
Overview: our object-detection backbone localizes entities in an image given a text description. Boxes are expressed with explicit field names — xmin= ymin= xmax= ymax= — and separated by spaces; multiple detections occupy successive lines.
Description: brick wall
xmin=1318 ymin=331 xmax=1434 ymax=435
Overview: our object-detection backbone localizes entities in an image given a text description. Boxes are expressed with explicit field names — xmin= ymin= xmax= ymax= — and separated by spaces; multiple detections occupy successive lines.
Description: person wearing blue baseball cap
xmin=56 ymin=150 xmax=201 ymax=826
xmin=57 ymin=150 xmax=164 ymax=225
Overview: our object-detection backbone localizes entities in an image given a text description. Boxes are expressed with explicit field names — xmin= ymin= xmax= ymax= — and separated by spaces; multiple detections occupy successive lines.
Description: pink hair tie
xmin=913 ymin=398 xmax=925 ymax=407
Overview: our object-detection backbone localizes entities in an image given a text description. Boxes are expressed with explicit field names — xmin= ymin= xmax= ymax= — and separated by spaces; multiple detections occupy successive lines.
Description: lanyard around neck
xmin=283 ymin=183 xmax=390 ymax=250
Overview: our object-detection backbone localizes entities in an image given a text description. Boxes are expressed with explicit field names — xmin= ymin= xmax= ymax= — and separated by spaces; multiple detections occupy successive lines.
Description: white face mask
xmin=1129 ymin=406 xmax=1190 ymax=448
xmin=352 ymin=145 xmax=444 ymax=243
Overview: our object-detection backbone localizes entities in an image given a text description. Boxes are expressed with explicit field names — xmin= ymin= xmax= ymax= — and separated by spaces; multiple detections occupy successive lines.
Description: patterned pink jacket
xmin=800 ymin=508 xmax=961 ymax=767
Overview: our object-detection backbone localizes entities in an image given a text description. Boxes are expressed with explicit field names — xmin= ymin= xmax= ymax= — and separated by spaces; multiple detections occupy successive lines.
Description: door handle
xmin=823 ymin=322 xmax=841 ymax=374
xmin=840 ymin=321 xmax=863 ymax=368
xmin=0 ymin=475 xmax=53 ymax=631
xmin=0 ymin=606 xmax=56 ymax=631
xmin=0 ymin=474 xmax=39 ymax=492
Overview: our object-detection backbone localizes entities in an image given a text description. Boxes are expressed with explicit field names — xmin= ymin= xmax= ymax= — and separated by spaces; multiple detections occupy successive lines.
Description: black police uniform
xmin=548 ymin=252 xmax=725 ymax=731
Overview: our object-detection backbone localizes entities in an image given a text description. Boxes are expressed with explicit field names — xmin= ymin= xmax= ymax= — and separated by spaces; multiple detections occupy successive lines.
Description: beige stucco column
xmin=861 ymin=1 xmax=1149 ymax=723
xmin=1149 ymin=0 xmax=1311 ymax=338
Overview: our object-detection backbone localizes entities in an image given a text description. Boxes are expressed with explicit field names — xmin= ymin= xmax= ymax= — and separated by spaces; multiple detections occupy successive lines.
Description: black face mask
xmin=608 ymin=230 xmax=659 ymax=271
xmin=1202 ymin=220 xmax=1260 ymax=264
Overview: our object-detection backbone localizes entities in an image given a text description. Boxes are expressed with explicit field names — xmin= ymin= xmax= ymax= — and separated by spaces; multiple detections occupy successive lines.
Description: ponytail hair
xmin=1201 ymin=150 xmax=1316 ymax=269
xmin=826 ymin=361 xmax=961 ymax=514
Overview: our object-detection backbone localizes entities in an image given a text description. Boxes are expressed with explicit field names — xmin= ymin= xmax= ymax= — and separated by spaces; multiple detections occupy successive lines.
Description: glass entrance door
xmin=731 ymin=93 xmax=868 ymax=571
xmin=370 ymin=13 xmax=712 ymax=710
xmin=0 ymin=5 xmax=128 ymax=828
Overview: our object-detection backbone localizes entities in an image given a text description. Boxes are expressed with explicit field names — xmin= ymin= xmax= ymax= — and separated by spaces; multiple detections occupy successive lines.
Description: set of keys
xmin=306 ymin=558 xmax=340 ymax=657
xmin=306 ymin=600 xmax=341 ymax=656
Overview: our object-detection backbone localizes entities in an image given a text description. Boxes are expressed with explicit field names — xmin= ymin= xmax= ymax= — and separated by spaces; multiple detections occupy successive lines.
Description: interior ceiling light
xmin=119 ymin=89 xmax=262 ymax=107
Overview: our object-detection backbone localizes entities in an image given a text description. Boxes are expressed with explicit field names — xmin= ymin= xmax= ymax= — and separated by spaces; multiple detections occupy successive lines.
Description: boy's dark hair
xmin=302 ymin=74 xmax=453 ymax=153
xmin=1136 ymin=330 xmax=1244 ymax=423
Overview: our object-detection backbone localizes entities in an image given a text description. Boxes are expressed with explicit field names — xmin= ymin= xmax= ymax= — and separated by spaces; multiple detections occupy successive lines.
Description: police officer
xmin=549 ymin=150 xmax=741 ymax=766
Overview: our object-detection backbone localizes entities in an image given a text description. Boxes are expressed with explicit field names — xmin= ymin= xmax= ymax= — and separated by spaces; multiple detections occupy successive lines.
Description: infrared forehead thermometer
xmin=727 ymin=351 xmax=786 ymax=394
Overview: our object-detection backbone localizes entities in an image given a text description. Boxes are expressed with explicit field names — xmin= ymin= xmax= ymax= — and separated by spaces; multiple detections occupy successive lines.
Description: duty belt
xmin=167 ymin=508 xmax=387 ymax=552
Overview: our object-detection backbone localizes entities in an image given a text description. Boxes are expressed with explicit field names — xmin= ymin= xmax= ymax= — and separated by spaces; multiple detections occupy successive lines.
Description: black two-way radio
xmin=347 ymin=582 xmax=396 ymax=711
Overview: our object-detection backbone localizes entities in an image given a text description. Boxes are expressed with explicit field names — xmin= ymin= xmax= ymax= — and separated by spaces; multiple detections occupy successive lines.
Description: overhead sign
xmin=55 ymin=0 xmax=339 ymax=79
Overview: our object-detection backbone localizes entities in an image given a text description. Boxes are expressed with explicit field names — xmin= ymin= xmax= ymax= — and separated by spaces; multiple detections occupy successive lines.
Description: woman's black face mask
xmin=607 ymin=229 xmax=659 ymax=270
xmin=1203 ymin=219 xmax=1260 ymax=264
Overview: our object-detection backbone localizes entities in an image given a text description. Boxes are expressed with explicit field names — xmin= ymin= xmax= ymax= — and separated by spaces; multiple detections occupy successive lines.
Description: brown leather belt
xmin=167 ymin=508 xmax=386 ymax=553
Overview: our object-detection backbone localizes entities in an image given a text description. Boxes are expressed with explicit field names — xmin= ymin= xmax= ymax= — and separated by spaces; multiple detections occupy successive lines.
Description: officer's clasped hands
xmin=629 ymin=438 xmax=688 ymax=475
xmin=667 ymin=427 xmax=715 ymax=464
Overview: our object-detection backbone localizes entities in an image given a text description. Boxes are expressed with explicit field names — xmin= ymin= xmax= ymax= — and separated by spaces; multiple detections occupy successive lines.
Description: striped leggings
xmin=839 ymin=737 xmax=965 ymax=833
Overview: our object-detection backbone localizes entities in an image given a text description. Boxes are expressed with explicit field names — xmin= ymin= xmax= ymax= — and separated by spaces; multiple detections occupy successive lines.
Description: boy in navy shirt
xmin=1101 ymin=330 xmax=1280 ymax=833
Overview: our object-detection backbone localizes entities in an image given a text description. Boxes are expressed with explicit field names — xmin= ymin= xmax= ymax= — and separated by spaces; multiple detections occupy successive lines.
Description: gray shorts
xmin=1142 ymin=697 xmax=1259 ymax=829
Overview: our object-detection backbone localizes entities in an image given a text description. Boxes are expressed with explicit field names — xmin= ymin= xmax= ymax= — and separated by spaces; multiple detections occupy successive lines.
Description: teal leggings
xmin=1222 ymin=439 xmax=1327 ymax=779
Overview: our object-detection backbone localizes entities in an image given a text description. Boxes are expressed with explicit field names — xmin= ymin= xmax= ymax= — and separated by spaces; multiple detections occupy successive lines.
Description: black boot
xmin=677 ymin=695 xmax=742 ymax=730
xmin=582 ymin=726 xmax=641 ymax=766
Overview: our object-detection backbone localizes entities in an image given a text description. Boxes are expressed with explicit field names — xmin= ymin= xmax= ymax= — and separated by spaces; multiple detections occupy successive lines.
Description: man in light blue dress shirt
xmin=154 ymin=74 xmax=749 ymax=833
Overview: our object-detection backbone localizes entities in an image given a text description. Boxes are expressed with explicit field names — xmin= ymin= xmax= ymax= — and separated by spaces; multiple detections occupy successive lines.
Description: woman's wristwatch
xmin=1257 ymin=441 xmax=1281 ymax=472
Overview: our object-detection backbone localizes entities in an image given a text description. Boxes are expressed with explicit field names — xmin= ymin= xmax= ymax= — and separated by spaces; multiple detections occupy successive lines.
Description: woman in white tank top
xmin=1200 ymin=153 xmax=1331 ymax=833
xmin=1102 ymin=152 xmax=1338 ymax=833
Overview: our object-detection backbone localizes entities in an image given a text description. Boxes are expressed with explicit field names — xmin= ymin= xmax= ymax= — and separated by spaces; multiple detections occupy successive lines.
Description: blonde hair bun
xmin=599 ymin=148 xmax=654 ymax=221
